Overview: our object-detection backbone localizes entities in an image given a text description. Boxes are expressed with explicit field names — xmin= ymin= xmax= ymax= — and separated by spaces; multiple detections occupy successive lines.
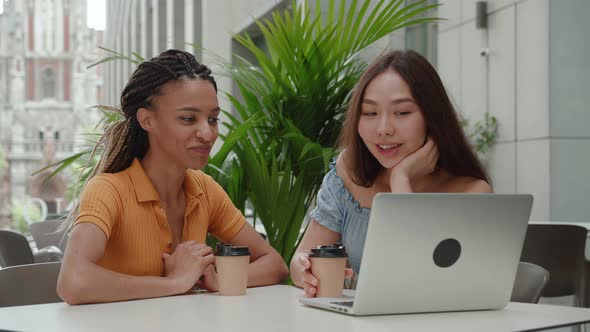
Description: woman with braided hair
xmin=57 ymin=49 xmax=288 ymax=305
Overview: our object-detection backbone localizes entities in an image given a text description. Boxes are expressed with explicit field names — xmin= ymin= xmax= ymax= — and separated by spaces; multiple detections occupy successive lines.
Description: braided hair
xmin=65 ymin=49 xmax=216 ymax=228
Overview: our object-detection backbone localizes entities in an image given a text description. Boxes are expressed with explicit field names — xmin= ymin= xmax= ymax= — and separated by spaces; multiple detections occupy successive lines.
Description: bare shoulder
xmin=335 ymin=152 xmax=347 ymax=177
xmin=446 ymin=175 xmax=493 ymax=193
xmin=335 ymin=151 xmax=377 ymax=208
xmin=336 ymin=151 xmax=364 ymax=193
xmin=335 ymin=151 xmax=354 ymax=187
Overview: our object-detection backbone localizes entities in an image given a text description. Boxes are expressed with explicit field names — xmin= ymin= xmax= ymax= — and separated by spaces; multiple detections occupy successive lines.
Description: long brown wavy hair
xmin=338 ymin=50 xmax=489 ymax=187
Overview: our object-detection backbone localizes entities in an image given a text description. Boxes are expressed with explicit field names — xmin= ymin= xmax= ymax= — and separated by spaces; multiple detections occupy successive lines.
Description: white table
xmin=0 ymin=286 xmax=589 ymax=332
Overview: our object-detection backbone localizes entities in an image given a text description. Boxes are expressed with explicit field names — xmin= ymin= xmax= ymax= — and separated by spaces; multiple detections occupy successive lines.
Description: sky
xmin=87 ymin=0 xmax=106 ymax=30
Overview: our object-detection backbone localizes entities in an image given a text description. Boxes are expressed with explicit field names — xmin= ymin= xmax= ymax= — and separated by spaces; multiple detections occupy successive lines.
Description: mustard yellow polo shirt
xmin=74 ymin=158 xmax=245 ymax=276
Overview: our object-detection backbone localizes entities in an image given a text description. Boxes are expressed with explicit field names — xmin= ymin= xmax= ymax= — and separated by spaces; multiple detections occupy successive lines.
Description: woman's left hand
xmin=194 ymin=263 xmax=219 ymax=292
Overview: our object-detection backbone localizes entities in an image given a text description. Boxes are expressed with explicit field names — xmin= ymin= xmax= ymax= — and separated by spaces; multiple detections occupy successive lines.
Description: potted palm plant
xmin=202 ymin=0 xmax=440 ymax=263
xmin=39 ymin=0 xmax=440 ymax=265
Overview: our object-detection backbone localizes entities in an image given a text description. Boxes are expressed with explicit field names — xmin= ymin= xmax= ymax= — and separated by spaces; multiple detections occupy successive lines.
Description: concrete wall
xmin=104 ymin=0 xmax=590 ymax=222
xmin=437 ymin=0 xmax=590 ymax=222
xmin=548 ymin=0 xmax=590 ymax=222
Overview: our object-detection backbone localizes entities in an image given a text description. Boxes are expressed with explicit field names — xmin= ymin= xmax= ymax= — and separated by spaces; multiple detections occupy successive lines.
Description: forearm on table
xmin=58 ymin=260 xmax=179 ymax=305
xmin=246 ymin=252 xmax=288 ymax=287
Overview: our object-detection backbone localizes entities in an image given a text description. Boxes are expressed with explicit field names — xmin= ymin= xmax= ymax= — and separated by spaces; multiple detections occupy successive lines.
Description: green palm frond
xmin=213 ymin=0 xmax=439 ymax=263
xmin=87 ymin=46 xmax=143 ymax=69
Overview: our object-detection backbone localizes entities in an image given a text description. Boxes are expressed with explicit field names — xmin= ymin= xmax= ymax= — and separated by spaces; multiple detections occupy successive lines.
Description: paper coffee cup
xmin=309 ymin=244 xmax=348 ymax=298
xmin=214 ymin=243 xmax=250 ymax=296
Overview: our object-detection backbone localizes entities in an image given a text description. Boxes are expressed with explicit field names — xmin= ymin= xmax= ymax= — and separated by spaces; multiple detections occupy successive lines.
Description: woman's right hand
xmin=162 ymin=241 xmax=214 ymax=293
xmin=297 ymin=254 xmax=353 ymax=297
xmin=389 ymin=136 xmax=439 ymax=192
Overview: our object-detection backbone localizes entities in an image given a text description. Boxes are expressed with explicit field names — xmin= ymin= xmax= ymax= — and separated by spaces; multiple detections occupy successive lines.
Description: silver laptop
xmin=300 ymin=193 xmax=534 ymax=316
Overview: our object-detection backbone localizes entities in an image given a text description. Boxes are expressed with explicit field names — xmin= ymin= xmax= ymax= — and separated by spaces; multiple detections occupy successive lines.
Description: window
xmin=41 ymin=68 xmax=56 ymax=99
xmin=173 ymin=0 xmax=184 ymax=50
xmin=146 ymin=3 xmax=153 ymax=57
xmin=404 ymin=0 xmax=438 ymax=65
xmin=158 ymin=0 xmax=166 ymax=52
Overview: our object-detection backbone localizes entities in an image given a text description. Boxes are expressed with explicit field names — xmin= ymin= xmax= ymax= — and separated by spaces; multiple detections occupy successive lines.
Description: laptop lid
xmin=352 ymin=193 xmax=533 ymax=315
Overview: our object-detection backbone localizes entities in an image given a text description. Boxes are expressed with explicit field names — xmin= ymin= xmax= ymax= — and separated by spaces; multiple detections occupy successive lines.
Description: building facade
xmin=0 ymin=0 xmax=103 ymax=226
xmin=103 ymin=0 xmax=296 ymax=135
xmin=437 ymin=0 xmax=590 ymax=222
xmin=103 ymin=0 xmax=589 ymax=222
xmin=103 ymin=0 xmax=408 ymax=144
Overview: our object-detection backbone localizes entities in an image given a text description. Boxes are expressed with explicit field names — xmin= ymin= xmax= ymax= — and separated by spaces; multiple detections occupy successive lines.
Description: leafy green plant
xmin=460 ymin=112 xmax=499 ymax=157
xmin=38 ymin=0 xmax=440 ymax=265
xmin=36 ymin=106 xmax=120 ymax=201
xmin=10 ymin=197 xmax=42 ymax=236
xmin=204 ymin=0 xmax=440 ymax=263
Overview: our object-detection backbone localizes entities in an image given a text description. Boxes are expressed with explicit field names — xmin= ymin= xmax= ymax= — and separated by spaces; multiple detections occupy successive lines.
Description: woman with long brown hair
xmin=57 ymin=50 xmax=288 ymax=304
xmin=290 ymin=50 xmax=492 ymax=297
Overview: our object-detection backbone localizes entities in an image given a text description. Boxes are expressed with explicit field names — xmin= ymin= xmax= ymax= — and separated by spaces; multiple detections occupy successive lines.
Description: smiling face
xmin=357 ymin=69 xmax=427 ymax=169
xmin=137 ymin=78 xmax=220 ymax=170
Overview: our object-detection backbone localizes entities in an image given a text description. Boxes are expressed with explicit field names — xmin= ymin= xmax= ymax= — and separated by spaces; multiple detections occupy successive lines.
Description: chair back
xmin=0 ymin=262 xmax=62 ymax=307
xmin=520 ymin=224 xmax=587 ymax=303
xmin=511 ymin=262 xmax=550 ymax=303
xmin=0 ymin=230 xmax=34 ymax=267
xmin=29 ymin=220 xmax=68 ymax=252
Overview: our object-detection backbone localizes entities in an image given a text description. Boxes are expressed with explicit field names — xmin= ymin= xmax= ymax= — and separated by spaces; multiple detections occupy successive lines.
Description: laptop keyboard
xmin=332 ymin=301 xmax=354 ymax=308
